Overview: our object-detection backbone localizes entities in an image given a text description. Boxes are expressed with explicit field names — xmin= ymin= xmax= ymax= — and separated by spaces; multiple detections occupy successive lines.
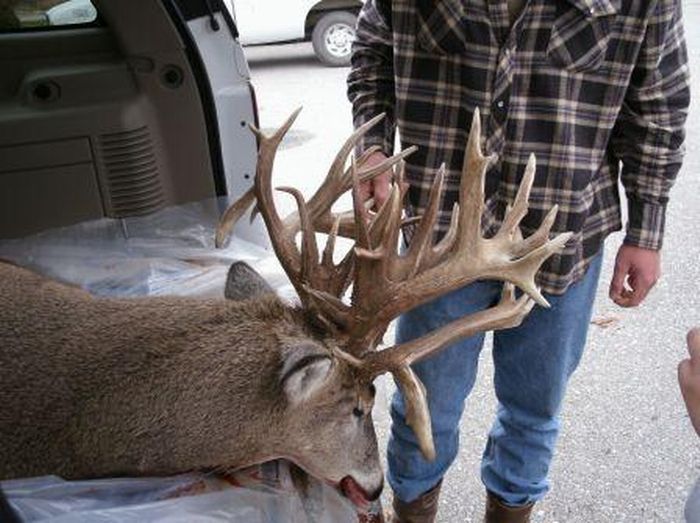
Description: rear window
xmin=0 ymin=0 xmax=98 ymax=31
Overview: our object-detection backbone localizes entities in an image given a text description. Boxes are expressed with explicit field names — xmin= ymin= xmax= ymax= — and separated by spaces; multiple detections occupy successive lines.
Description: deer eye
xmin=352 ymin=407 xmax=364 ymax=418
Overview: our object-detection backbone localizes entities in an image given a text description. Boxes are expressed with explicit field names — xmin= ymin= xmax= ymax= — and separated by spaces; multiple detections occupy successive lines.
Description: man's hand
xmin=679 ymin=328 xmax=700 ymax=437
xmin=358 ymin=151 xmax=393 ymax=211
xmin=608 ymin=244 xmax=661 ymax=307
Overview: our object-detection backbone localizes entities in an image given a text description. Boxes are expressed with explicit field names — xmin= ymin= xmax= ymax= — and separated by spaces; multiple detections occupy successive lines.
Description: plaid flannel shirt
xmin=347 ymin=0 xmax=689 ymax=294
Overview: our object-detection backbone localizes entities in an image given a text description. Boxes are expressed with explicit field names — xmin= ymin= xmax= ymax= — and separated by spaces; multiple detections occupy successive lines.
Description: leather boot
xmin=386 ymin=480 xmax=442 ymax=523
xmin=484 ymin=491 xmax=534 ymax=523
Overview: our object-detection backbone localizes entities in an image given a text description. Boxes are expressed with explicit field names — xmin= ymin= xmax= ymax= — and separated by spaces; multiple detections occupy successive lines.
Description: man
xmin=347 ymin=0 xmax=689 ymax=521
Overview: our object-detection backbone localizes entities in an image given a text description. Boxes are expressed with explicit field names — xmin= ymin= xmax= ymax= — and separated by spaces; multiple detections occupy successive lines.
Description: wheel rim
xmin=324 ymin=23 xmax=355 ymax=59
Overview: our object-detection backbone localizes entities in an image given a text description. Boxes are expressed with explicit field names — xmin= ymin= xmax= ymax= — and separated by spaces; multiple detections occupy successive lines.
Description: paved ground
xmin=243 ymin=7 xmax=700 ymax=520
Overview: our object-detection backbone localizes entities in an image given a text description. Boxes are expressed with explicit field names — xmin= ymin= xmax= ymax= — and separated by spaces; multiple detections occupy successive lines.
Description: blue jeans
xmin=387 ymin=252 xmax=603 ymax=506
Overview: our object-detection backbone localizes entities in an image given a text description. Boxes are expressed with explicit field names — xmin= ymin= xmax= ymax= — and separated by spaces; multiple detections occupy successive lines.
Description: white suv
xmin=227 ymin=0 xmax=362 ymax=66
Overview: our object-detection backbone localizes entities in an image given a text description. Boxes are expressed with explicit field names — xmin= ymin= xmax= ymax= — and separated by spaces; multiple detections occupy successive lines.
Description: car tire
xmin=311 ymin=11 xmax=357 ymax=67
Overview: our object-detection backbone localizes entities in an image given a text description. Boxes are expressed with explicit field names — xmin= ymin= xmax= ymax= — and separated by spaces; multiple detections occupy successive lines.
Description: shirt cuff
xmin=624 ymin=197 xmax=667 ymax=250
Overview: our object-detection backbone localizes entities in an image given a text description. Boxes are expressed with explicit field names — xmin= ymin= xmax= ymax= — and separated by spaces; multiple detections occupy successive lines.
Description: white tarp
xmin=1 ymin=462 xmax=361 ymax=523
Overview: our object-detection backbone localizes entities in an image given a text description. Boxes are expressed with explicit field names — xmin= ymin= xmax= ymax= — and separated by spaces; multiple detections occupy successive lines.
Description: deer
xmin=0 ymin=108 xmax=571 ymax=509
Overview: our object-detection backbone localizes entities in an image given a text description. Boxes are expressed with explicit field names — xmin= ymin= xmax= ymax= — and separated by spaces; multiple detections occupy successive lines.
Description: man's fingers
xmin=613 ymin=290 xmax=635 ymax=308
xmin=624 ymin=290 xmax=645 ymax=307
xmin=373 ymin=181 xmax=391 ymax=209
xmin=622 ymin=272 xmax=650 ymax=307
xmin=357 ymin=180 xmax=372 ymax=201
xmin=356 ymin=181 xmax=375 ymax=222
xmin=356 ymin=151 xmax=394 ymax=211
xmin=367 ymin=171 xmax=393 ymax=210
xmin=609 ymin=255 xmax=630 ymax=305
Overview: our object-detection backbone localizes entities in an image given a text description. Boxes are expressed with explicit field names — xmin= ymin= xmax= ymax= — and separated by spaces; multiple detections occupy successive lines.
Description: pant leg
xmin=481 ymin=252 xmax=604 ymax=506
xmin=388 ymin=279 xmax=501 ymax=503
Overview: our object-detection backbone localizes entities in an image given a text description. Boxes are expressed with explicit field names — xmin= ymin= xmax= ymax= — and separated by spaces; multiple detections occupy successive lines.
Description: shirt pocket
xmin=415 ymin=0 xmax=470 ymax=55
xmin=546 ymin=4 xmax=616 ymax=73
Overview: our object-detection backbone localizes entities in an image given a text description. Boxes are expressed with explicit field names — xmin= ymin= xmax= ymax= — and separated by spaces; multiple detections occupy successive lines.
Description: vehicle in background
xmin=225 ymin=0 xmax=362 ymax=67
xmin=0 ymin=0 xmax=96 ymax=28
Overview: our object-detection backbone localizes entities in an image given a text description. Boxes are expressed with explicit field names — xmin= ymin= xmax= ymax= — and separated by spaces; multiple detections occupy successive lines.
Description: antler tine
xmin=251 ymin=109 xmax=306 ymax=281
xmin=215 ymin=108 xmax=304 ymax=281
xmin=457 ymin=107 xmax=497 ymax=252
xmin=394 ymin=366 xmax=435 ymax=461
xmin=356 ymin=145 xmax=383 ymax=168
xmin=215 ymin=187 xmax=255 ymax=248
xmin=304 ymin=285 xmax=353 ymax=329
xmin=350 ymin=156 xmax=373 ymax=252
xmin=368 ymin=167 xmax=405 ymax=260
xmin=279 ymin=185 xmax=357 ymax=324
xmin=398 ymin=164 xmax=446 ymax=278
xmin=327 ymin=113 xmax=386 ymax=185
xmin=511 ymin=204 xmax=558 ymax=258
xmin=498 ymin=153 xmax=536 ymax=238
xmin=374 ymin=171 xmax=404 ymax=273
xmin=321 ymin=215 xmax=356 ymax=299
xmin=321 ymin=215 xmax=341 ymax=268
xmin=491 ymin=230 xmax=573 ymax=307
xmin=277 ymin=187 xmax=319 ymax=287
xmin=356 ymin=146 xmax=418 ymax=185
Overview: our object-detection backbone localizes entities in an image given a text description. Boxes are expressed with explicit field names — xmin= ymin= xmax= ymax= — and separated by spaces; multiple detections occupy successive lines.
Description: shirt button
xmin=496 ymin=100 xmax=505 ymax=109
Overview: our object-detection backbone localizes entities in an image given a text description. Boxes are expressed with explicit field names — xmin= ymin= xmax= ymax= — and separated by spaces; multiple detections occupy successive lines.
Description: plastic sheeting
xmin=1 ymin=462 xmax=362 ymax=522
xmin=0 ymin=199 xmax=381 ymax=522
xmin=0 ymin=197 xmax=295 ymax=299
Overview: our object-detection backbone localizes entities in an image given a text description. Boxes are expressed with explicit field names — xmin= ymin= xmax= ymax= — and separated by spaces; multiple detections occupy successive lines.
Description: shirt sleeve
xmin=610 ymin=0 xmax=690 ymax=250
xmin=346 ymin=0 xmax=397 ymax=155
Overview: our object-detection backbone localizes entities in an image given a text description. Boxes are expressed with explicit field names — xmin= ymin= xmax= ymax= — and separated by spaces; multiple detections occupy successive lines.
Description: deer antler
xmin=215 ymin=108 xmax=415 ymax=325
xmin=216 ymin=108 xmax=571 ymax=461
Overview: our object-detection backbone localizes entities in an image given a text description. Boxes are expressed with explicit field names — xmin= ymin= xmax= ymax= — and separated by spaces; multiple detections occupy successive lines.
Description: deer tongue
xmin=339 ymin=476 xmax=371 ymax=509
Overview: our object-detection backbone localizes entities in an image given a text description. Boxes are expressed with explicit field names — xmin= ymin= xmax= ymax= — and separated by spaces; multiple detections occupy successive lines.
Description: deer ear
xmin=224 ymin=261 xmax=275 ymax=301
xmin=280 ymin=344 xmax=332 ymax=406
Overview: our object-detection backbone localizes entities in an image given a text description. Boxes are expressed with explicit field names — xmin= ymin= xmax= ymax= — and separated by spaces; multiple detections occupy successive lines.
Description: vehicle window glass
xmin=0 ymin=0 xmax=98 ymax=31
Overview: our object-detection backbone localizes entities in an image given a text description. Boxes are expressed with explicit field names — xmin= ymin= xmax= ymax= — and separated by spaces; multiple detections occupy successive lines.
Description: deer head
xmin=215 ymin=107 xmax=572 ymax=493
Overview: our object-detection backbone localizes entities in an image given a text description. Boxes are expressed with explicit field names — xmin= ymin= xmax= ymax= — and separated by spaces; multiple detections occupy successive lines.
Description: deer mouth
xmin=338 ymin=476 xmax=379 ymax=509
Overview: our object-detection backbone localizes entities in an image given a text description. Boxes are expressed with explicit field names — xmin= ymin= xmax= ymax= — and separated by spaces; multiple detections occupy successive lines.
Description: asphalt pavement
xmin=243 ymin=6 xmax=700 ymax=519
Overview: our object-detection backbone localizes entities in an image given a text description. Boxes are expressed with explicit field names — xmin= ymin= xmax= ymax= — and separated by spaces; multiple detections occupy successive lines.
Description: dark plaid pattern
xmin=347 ymin=0 xmax=689 ymax=294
